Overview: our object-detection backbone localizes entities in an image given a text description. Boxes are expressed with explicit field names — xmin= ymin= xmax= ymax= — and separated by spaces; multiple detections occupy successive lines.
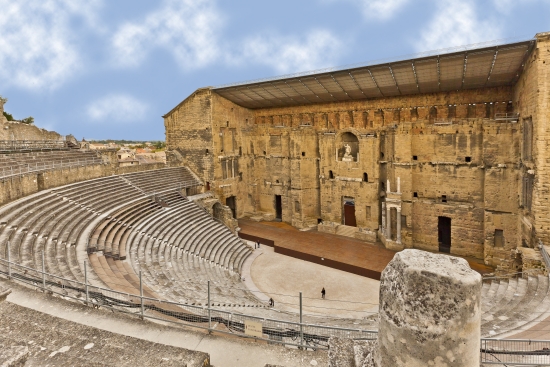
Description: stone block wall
xmin=165 ymin=35 xmax=550 ymax=271
xmin=513 ymin=33 xmax=550 ymax=247
xmin=164 ymin=88 xmax=215 ymax=188
xmin=0 ymin=152 xmax=167 ymax=207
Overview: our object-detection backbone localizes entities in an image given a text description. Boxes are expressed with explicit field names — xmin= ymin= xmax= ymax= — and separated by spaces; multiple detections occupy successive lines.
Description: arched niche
xmin=336 ymin=132 xmax=359 ymax=162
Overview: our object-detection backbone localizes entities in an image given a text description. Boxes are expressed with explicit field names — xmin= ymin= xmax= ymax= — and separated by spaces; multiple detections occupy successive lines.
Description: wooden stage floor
xmin=239 ymin=219 xmax=395 ymax=280
xmin=238 ymin=219 xmax=494 ymax=281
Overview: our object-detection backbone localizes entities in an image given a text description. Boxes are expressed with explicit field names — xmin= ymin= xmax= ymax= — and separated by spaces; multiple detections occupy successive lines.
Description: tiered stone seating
xmin=0 ymin=166 xmax=261 ymax=311
xmin=123 ymin=167 xmax=198 ymax=194
xmin=480 ymin=275 xmax=550 ymax=337
xmin=0 ymin=150 xmax=103 ymax=178
xmin=118 ymin=193 xmax=256 ymax=307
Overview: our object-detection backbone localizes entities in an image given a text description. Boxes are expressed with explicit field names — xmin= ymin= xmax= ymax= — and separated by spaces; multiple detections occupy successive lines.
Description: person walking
xmin=321 ymin=287 xmax=326 ymax=299
xmin=269 ymin=298 xmax=274 ymax=307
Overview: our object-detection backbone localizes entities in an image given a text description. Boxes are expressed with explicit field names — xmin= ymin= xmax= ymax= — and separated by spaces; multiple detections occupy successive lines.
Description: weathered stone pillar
xmin=386 ymin=206 xmax=391 ymax=239
xmin=381 ymin=202 xmax=386 ymax=233
xmin=375 ymin=249 xmax=481 ymax=367
xmin=396 ymin=208 xmax=401 ymax=243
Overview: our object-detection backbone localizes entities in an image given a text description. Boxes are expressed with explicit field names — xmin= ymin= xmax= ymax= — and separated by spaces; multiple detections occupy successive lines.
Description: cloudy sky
xmin=1 ymin=0 xmax=549 ymax=140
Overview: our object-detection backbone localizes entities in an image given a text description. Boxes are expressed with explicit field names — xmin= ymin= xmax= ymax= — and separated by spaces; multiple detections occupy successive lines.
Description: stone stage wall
xmin=164 ymin=33 xmax=550 ymax=274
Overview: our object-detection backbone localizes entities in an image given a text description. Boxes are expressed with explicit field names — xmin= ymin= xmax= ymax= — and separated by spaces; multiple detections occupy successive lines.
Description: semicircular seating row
xmin=480 ymin=274 xmax=550 ymax=339
xmin=0 ymin=167 xmax=256 ymax=309
xmin=88 ymin=191 xmax=261 ymax=308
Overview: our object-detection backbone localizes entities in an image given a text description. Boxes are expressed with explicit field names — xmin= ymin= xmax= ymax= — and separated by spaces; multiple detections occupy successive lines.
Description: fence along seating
xmin=0 ymin=150 xmax=103 ymax=178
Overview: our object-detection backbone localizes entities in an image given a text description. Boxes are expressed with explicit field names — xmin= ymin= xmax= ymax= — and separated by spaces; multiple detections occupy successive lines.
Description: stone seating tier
xmin=480 ymin=275 xmax=550 ymax=338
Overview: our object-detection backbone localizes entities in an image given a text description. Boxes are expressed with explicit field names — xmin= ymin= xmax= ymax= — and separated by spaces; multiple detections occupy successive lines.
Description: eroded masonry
xmin=164 ymin=32 xmax=550 ymax=274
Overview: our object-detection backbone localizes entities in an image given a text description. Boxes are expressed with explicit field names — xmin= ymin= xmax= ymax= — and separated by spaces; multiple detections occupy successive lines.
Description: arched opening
xmin=206 ymin=182 xmax=210 ymax=190
xmin=328 ymin=170 xmax=334 ymax=179
xmin=362 ymin=172 xmax=368 ymax=182
xmin=336 ymin=132 xmax=359 ymax=162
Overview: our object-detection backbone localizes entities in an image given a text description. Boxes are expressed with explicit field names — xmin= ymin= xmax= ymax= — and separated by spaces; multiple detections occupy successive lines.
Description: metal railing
xmin=481 ymin=338 xmax=550 ymax=365
xmin=0 ymin=157 xmax=103 ymax=179
xmin=0 ymin=255 xmax=376 ymax=350
xmin=539 ymin=239 xmax=550 ymax=271
xmin=1 ymin=254 xmax=550 ymax=362
xmin=0 ymin=140 xmax=70 ymax=152
xmin=495 ymin=113 xmax=520 ymax=122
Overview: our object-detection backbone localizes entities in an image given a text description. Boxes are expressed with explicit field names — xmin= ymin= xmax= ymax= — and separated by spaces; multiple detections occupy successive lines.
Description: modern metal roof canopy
xmin=213 ymin=39 xmax=535 ymax=109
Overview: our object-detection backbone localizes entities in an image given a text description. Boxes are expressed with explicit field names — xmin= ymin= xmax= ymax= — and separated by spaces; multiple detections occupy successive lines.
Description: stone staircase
xmin=335 ymin=224 xmax=359 ymax=239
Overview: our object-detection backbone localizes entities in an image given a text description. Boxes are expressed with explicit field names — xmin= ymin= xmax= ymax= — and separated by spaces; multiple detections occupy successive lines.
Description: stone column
xmin=386 ymin=205 xmax=391 ymax=239
xmin=381 ymin=202 xmax=386 ymax=233
xmin=375 ymin=249 xmax=482 ymax=367
xmin=396 ymin=208 xmax=401 ymax=243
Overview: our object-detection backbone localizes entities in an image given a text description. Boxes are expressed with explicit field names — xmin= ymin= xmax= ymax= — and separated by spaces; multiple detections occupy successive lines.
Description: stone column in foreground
xmin=375 ymin=249 xmax=482 ymax=367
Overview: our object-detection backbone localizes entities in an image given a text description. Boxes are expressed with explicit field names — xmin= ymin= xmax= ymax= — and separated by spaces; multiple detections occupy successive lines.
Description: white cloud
xmin=111 ymin=0 xmax=221 ymax=70
xmin=325 ymin=0 xmax=409 ymax=20
xmin=416 ymin=0 xmax=502 ymax=51
xmin=240 ymin=30 xmax=343 ymax=74
xmin=86 ymin=94 xmax=148 ymax=122
xmin=0 ymin=0 xmax=102 ymax=90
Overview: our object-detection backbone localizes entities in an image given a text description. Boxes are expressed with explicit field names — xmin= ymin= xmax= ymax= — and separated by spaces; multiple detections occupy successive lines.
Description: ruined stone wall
xmin=0 ymin=120 xmax=62 ymax=141
xmin=164 ymin=88 xmax=215 ymax=186
xmin=0 ymin=152 xmax=166 ymax=206
xmin=513 ymin=33 xmax=550 ymax=249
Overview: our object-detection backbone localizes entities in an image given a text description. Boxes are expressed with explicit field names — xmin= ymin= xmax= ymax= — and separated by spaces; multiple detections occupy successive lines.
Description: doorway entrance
xmin=226 ymin=196 xmax=237 ymax=219
xmin=343 ymin=197 xmax=357 ymax=227
xmin=275 ymin=195 xmax=282 ymax=221
xmin=438 ymin=216 xmax=451 ymax=253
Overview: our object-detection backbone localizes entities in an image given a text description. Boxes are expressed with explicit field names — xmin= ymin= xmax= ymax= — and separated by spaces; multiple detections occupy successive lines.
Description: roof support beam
xmin=297 ymin=79 xmax=322 ymax=101
xmin=348 ymin=71 xmax=366 ymax=97
xmin=314 ymin=77 xmax=336 ymax=100
xmin=330 ymin=74 xmax=351 ymax=99
xmin=268 ymin=83 xmax=298 ymax=105
xmin=367 ymin=69 xmax=384 ymax=97
xmin=245 ymin=86 xmax=276 ymax=107
xmin=388 ymin=65 xmax=401 ymax=95
xmin=461 ymin=54 xmax=468 ymax=89
xmin=284 ymin=81 xmax=312 ymax=103
xmin=484 ymin=49 xmax=498 ymax=86
xmin=411 ymin=62 xmax=420 ymax=92
xmin=256 ymin=86 xmax=284 ymax=106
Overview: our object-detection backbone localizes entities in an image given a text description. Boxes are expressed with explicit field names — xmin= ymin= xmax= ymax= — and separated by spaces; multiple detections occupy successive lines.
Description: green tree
xmin=21 ymin=116 xmax=34 ymax=124
xmin=3 ymin=112 xmax=14 ymax=121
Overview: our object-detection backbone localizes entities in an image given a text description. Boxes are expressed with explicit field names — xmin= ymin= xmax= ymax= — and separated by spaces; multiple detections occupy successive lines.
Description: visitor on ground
xmin=269 ymin=298 xmax=274 ymax=307
xmin=257 ymin=240 xmax=261 ymax=248
xmin=321 ymin=287 xmax=326 ymax=299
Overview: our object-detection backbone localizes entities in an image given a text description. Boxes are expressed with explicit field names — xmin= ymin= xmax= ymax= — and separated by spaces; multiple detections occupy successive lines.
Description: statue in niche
xmin=342 ymin=143 xmax=354 ymax=162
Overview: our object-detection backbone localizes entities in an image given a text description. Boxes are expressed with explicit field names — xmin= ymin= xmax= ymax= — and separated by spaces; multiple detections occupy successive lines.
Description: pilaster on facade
xmin=382 ymin=177 xmax=403 ymax=247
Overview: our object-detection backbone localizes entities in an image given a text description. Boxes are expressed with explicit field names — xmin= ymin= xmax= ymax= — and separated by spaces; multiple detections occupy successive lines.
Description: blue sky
xmin=1 ymin=0 xmax=549 ymax=141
